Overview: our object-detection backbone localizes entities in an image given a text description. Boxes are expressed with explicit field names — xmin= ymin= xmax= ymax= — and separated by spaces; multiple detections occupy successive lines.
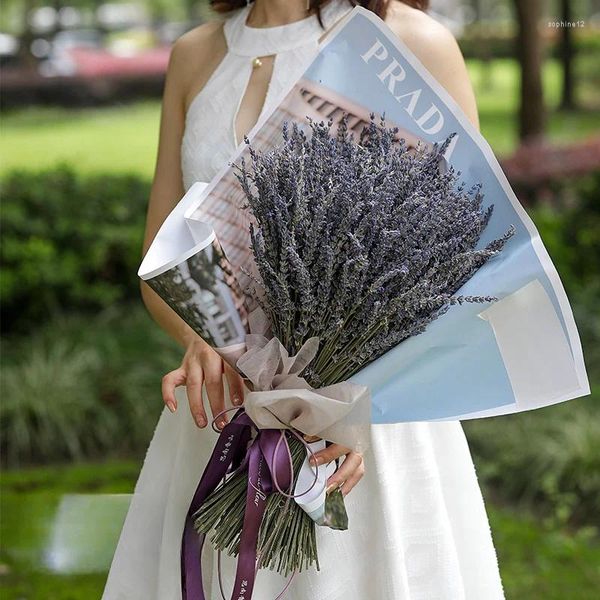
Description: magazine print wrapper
xmin=156 ymin=6 xmax=588 ymax=429
xmin=137 ymin=182 xmax=371 ymax=526
xmin=332 ymin=9 xmax=590 ymax=420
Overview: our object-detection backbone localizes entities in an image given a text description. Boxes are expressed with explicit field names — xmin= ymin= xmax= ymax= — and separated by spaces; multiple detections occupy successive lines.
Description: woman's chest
xmin=180 ymin=44 xmax=319 ymax=191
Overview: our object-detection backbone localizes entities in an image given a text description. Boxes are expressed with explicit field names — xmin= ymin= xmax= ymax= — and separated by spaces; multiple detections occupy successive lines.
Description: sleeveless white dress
xmin=102 ymin=2 xmax=505 ymax=598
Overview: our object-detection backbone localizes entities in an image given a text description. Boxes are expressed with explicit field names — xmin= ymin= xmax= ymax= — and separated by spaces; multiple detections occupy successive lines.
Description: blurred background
xmin=0 ymin=0 xmax=599 ymax=598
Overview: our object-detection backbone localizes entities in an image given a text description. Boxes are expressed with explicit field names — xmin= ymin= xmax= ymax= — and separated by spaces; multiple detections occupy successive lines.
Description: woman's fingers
xmin=308 ymin=443 xmax=365 ymax=497
xmin=161 ymin=368 xmax=186 ymax=412
xmin=203 ymin=352 xmax=227 ymax=430
xmin=186 ymin=362 xmax=207 ymax=428
xmin=224 ymin=363 xmax=245 ymax=407
xmin=326 ymin=451 xmax=364 ymax=496
xmin=339 ymin=455 xmax=365 ymax=496
xmin=309 ymin=443 xmax=351 ymax=467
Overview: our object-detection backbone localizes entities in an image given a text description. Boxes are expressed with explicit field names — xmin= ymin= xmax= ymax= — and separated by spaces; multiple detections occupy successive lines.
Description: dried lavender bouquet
xmin=194 ymin=115 xmax=514 ymax=575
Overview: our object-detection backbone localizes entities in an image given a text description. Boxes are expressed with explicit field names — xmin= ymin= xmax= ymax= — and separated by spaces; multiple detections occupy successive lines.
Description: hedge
xmin=2 ymin=165 xmax=599 ymax=334
xmin=1 ymin=164 xmax=149 ymax=333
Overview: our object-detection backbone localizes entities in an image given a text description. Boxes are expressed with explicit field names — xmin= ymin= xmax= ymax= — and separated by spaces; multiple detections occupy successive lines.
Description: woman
xmin=103 ymin=1 xmax=505 ymax=598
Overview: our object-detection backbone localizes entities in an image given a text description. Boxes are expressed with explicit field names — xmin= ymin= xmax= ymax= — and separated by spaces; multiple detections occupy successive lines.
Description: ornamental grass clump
xmin=193 ymin=114 xmax=514 ymax=575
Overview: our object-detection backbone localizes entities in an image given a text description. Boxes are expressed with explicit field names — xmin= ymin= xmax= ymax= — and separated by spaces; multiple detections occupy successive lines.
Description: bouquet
xmin=138 ymin=7 xmax=589 ymax=600
xmin=190 ymin=114 xmax=515 ymax=585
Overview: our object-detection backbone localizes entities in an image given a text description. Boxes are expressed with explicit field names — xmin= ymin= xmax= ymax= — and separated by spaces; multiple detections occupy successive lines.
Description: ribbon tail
xmin=231 ymin=441 xmax=272 ymax=600
xmin=181 ymin=521 xmax=208 ymax=600
xmin=181 ymin=411 xmax=253 ymax=600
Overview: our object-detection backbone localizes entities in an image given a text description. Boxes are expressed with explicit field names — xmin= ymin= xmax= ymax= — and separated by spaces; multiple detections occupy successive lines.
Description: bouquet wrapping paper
xmin=139 ymin=7 xmax=588 ymax=423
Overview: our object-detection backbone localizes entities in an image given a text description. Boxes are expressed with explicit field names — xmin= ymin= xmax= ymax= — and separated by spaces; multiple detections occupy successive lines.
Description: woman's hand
xmin=309 ymin=443 xmax=365 ymax=497
xmin=161 ymin=336 xmax=246 ymax=431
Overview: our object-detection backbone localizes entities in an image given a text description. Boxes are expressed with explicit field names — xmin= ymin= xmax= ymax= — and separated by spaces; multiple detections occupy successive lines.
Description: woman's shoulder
xmin=172 ymin=19 xmax=226 ymax=63
xmin=385 ymin=1 xmax=463 ymax=68
xmin=166 ymin=19 xmax=228 ymax=109
xmin=384 ymin=1 xmax=479 ymax=127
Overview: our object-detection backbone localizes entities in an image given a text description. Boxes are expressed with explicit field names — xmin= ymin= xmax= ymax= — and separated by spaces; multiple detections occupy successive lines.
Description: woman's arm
xmin=140 ymin=35 xmax=191 ymax=349
xmin=139 ymin=24 xmax=245 ymax=429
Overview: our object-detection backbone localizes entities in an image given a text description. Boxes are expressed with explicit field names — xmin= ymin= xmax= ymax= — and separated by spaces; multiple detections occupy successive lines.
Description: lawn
xmin=0 ymin=100 xmax=161 ymax=178
xmin=1 ymin=59 xmax=598 ymax=178
xmin=1 ymin=460 xmax=599 ymax=599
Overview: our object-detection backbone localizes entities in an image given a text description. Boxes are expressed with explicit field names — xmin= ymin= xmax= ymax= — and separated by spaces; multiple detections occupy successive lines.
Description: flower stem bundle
xmin=193 ymin=431 xmax=318 ymax=575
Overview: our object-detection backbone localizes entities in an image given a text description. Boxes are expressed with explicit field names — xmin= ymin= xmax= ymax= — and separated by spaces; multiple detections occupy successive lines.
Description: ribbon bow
xmin=229 ymin=308 xmax=372 ymax=454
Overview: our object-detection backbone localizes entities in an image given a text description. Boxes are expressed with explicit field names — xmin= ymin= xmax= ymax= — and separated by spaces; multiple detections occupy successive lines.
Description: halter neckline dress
xmin=103 ymin=2 xmax=505 ymax=598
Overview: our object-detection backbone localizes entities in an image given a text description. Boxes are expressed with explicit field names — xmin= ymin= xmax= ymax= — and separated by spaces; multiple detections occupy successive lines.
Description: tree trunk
xmin=559 ymin=0 xmax=576 ymax=110
xmin=17 ymin=0 xmax=38 ymax=70
xmin=472 ymin=0 xmax=482 ymax=23
xmin=512 ymin=0 xmax=546 ymax=142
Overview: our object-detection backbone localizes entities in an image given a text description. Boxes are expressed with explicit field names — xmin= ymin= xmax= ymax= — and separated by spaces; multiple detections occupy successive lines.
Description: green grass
xmin=1 ymin=59 xmax=598 ymax=179
xmin=0 ymin=100 xmax=160 ymax=178
xmin=489 ymin=504 xmax=600 ymax=599
xmin=0 ymin=460 xmax=142 ymax=599
xmin=1 ymin=460 xmax=598 ymax=599
xmin=1 ymin=304 xmax=180 ymax=467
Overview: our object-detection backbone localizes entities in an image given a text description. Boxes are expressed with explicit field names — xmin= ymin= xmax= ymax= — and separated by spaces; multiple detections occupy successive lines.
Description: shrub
xmin=529 ymin=172 xmax=600 ymax=295
xmin=0 ymin=304 xmax=182 ymax=467
xmin=0 ymin=164 xmax=150 ymax=334
xmin=465 ymin=397 xmax=600 ymax=526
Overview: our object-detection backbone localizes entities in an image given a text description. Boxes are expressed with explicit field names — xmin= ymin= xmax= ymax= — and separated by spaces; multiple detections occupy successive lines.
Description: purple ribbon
xmin=181 ymin=409 xmax=293 ymax=600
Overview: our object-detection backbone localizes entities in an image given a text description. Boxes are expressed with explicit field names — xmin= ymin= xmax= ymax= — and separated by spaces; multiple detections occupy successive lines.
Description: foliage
xmin=0 ymin=164 xmax=150 ymax=334
xmin=466 ymin=398 xmax=600 ymax=527
xmin=488 ymin=503 xmax=600 ymax=599
xmin=1 ymin=337 xmax=110 ymax=466
xmin=0 ymin=304 xmax=181 ymax=467
xmin=530 ymin=171 xmax=600 ymax=385
xmin=528 ymin=172 xmax=600 ymax=297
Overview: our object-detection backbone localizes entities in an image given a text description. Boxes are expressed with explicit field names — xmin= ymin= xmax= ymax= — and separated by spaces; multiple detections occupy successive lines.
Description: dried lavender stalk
xmin=235 ymin=115 xmax=514 ymax=387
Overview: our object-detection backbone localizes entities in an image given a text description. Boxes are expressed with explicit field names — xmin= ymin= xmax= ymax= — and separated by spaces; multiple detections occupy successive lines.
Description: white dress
xmin=103 ymin=2 xmax=505 ymax=599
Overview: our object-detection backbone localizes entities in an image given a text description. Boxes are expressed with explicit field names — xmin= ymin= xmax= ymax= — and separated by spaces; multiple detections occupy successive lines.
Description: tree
xmin=512 ymin=0 xmax=546 ymax=141
xmin=16 ymin=0 xmax=38 ymax=69
xmin=559 ymin=0 xmax=576 ymax=110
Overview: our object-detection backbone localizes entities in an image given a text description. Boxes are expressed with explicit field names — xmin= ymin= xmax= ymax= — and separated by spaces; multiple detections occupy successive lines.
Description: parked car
xmin=1 ymin=26 xmax=172 ymax=106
